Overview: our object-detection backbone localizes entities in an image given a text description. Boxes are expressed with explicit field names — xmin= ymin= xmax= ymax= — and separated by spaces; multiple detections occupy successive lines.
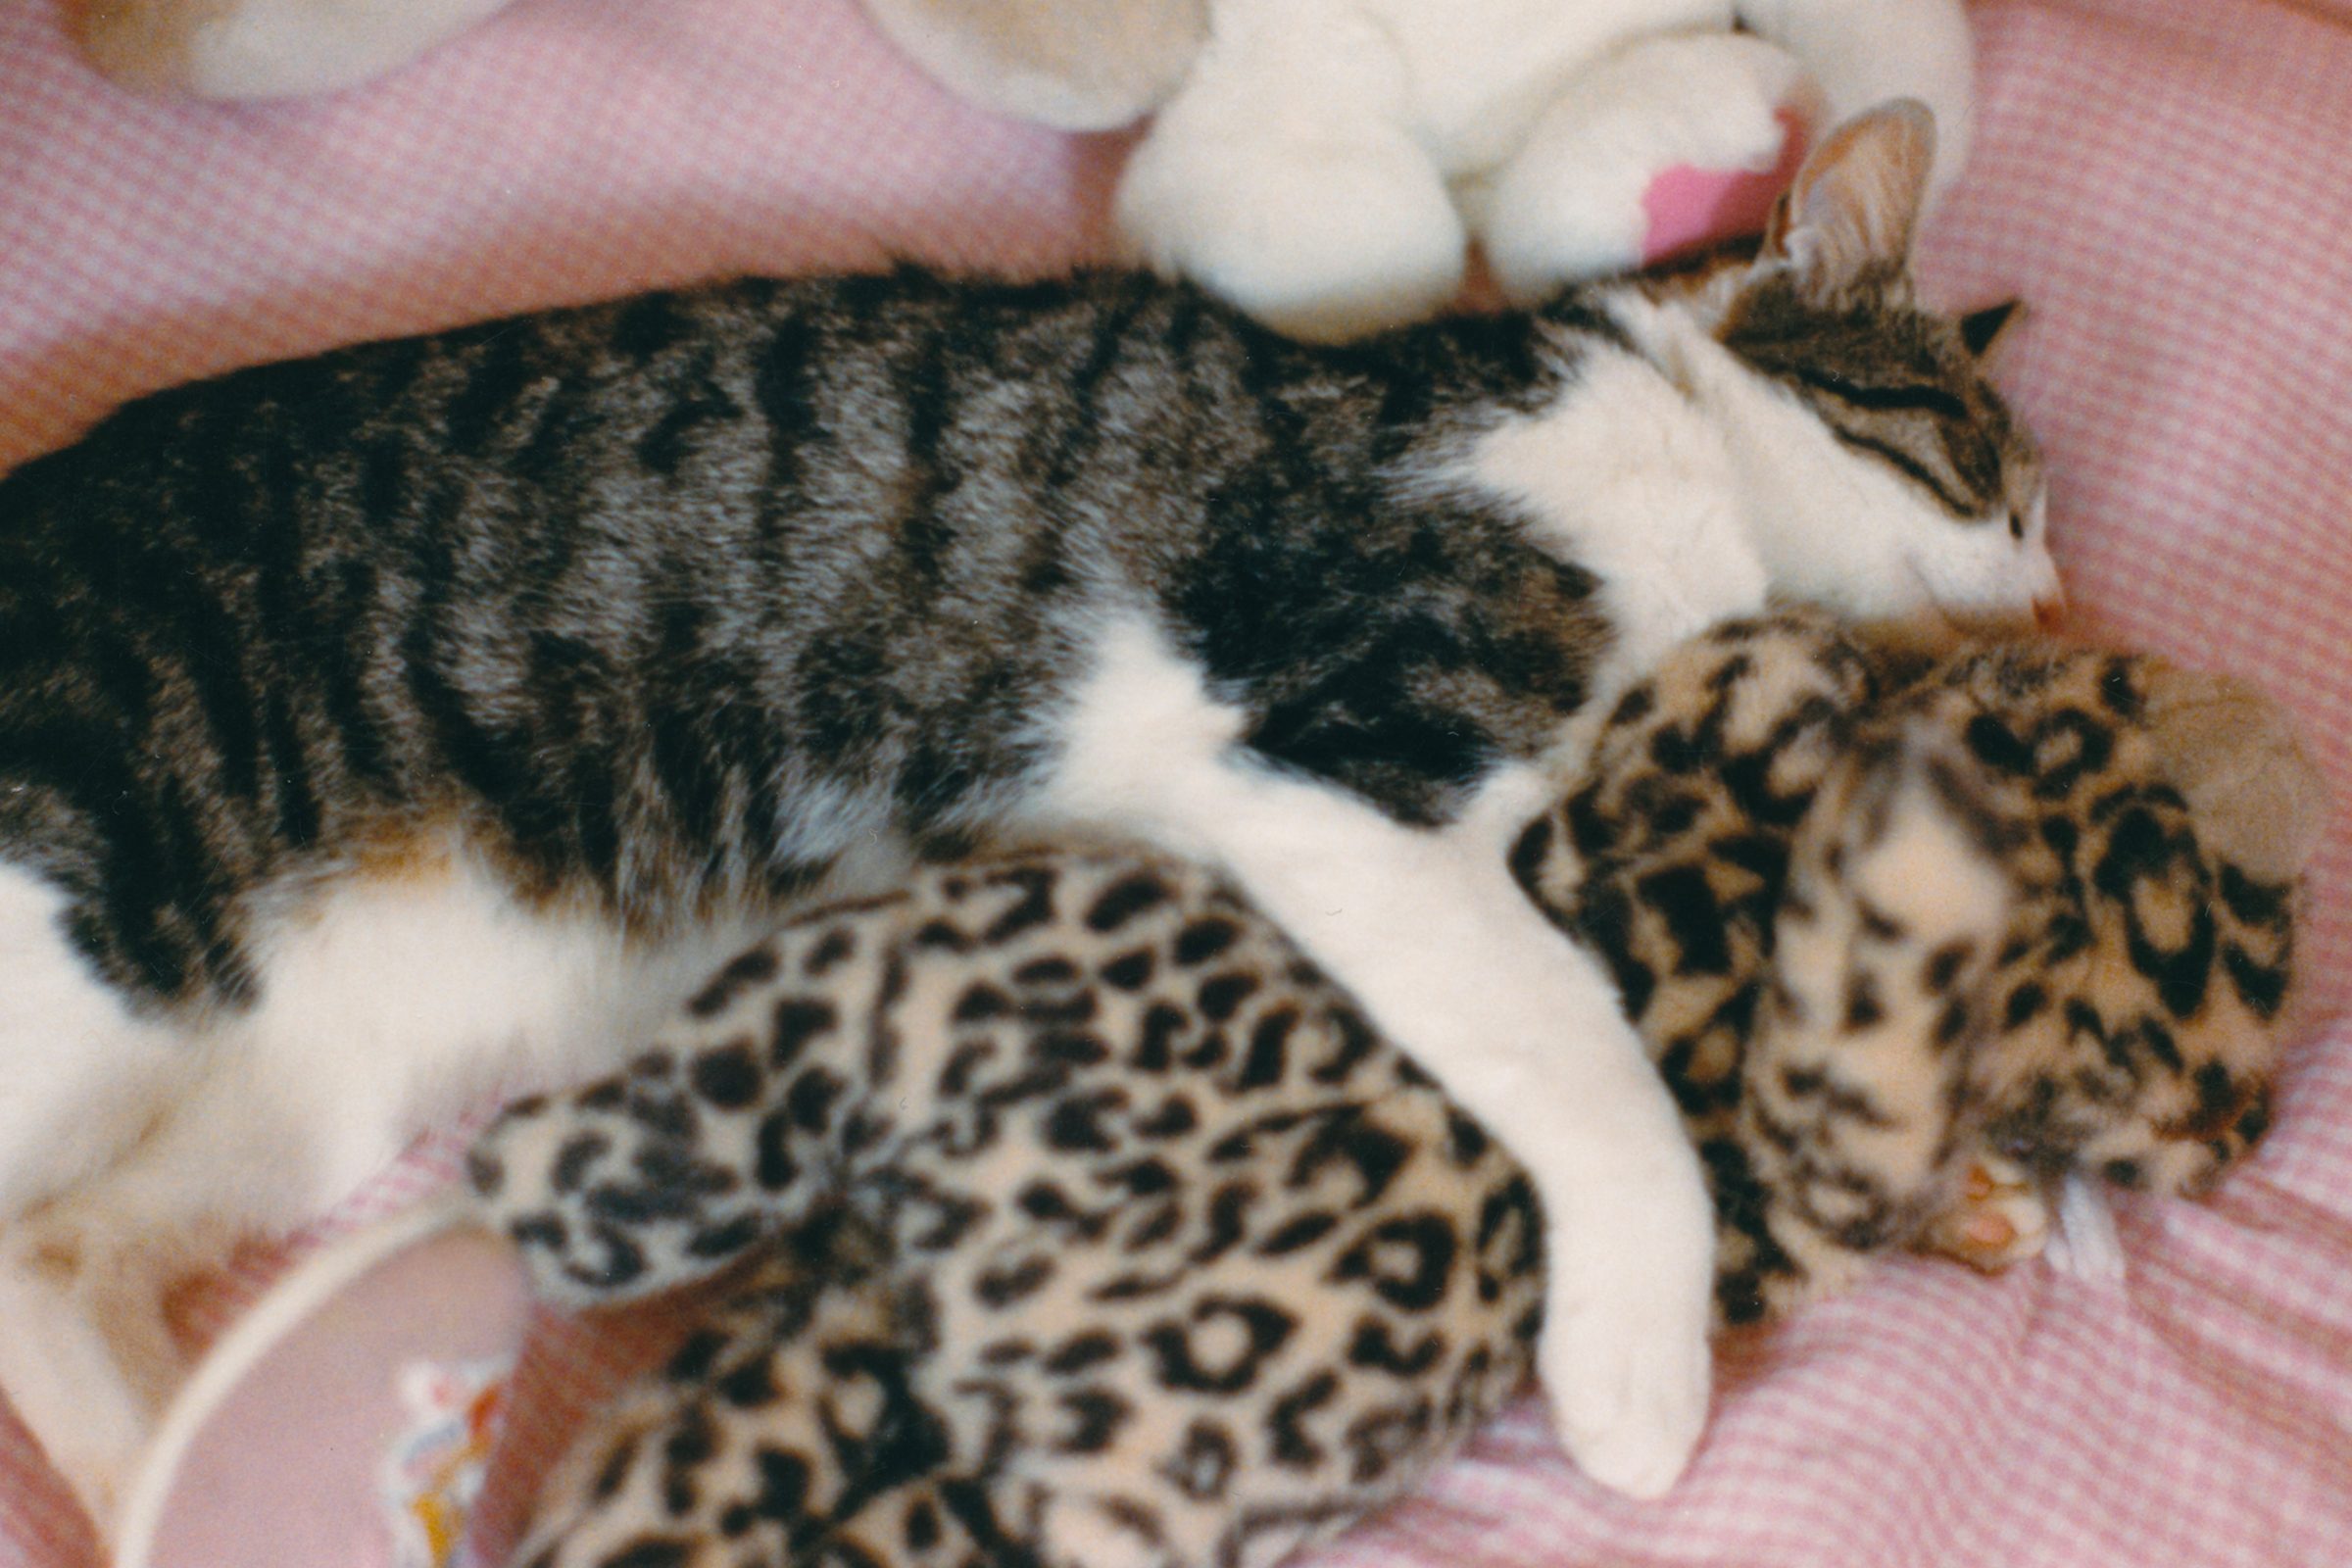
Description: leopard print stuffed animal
xmin=467 ymin=611 xmax=2322 ymax=1568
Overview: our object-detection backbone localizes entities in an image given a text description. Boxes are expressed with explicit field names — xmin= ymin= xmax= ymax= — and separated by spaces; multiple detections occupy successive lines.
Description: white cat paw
xmin=1537 ymin=1182 xmax=1714 ymax=1498
xmin=1543 ymin=1307 xmax=1710 ymax=1498
xmin=1114 ymin=118 xmax=1465 ymax=343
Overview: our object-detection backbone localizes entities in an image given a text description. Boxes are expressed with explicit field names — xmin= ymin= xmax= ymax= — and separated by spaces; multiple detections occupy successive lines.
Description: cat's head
xmin=1649 ymin=102 xmax=2058 ymax=631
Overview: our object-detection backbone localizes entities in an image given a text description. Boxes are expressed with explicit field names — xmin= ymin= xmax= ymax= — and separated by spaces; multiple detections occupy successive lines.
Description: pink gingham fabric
xmin=2 ymin=1 xmax=2349 ymax=1563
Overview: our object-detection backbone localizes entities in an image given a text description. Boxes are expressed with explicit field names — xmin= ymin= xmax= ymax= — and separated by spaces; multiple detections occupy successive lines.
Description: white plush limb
xmin=860 ymin=0 xmax=1207 ymax=130
xmin=1467 ymin=31 xmax=1816 ymax=304
xmin=74 ymin=0 xmax=518 ymax=99
xmin=1736 ymin=0 xmax=1978 ymax=200
xmin=1112 ymin=0 xmax=1466 ymax=342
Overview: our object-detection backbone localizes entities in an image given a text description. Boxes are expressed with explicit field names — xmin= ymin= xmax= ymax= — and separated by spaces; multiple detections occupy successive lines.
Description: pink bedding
xmin=2 ymin=1 xmax=2348 ymax=1562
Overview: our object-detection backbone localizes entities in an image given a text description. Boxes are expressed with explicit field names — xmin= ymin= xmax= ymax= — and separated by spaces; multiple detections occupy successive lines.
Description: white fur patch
xmin=190 ymin=857 xmax=758 ymax=1218
xmin=0 ymin=866 xmax=187 ymax=1215
xmin=0 ymin=850 xmax=767 ymax=1529
xmin=1460 ymin=341 xmax=1769 ymax=700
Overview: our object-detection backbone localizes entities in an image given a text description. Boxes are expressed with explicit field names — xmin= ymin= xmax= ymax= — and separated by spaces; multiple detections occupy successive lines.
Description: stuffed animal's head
xmin=1895 ymin=640 xmax=2327 ymax=1200
xmin=1512 ymin=612 xmax=2328 ymax=1322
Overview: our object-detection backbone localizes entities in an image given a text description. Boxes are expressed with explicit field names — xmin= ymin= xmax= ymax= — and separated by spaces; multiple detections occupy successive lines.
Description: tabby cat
xmin=0 ymin=104 xmax=2050 ymax=1530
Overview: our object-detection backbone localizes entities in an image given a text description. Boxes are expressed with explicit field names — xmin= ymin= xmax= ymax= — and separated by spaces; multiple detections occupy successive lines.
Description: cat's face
xmin=1719 ymin=278 xmax=2055 ymax=627
xmin=1660 ymin=101 xmax=2060 ymax=629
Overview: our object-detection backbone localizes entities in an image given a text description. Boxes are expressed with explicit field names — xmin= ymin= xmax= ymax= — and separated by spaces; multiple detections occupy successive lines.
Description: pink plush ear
xmin=1639 ymin=105 xmax=1812 ymax=267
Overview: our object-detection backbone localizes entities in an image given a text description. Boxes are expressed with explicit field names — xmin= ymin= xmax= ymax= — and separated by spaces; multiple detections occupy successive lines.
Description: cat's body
xmin=0 ymin=108 xmax=2052 ymax=1529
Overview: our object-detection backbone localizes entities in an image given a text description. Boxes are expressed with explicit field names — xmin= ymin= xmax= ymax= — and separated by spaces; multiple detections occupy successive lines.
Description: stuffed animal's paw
xmin=1921 ymin=1153 xmax=2050 ymax=1270
xmin=71 ymin=0 xmax=514 ymax=99
xmin=1117 ymin=118 xmax=1463 ymax=342
xmin=1112 ymin=10 xmax=1464 ymax=341
xmin=1921 ymin=1161 xmax=2128 ymax=1283
xmin=465 ymin=1054 xmax=774 ymax=1309
xmin=1469 ymin=31 xmax=1814 ymax=301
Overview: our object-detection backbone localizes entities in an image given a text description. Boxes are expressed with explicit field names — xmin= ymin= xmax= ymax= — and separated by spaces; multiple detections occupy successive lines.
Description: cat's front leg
xmin=1036 ymin=622 xmax=1715 ymax=1496
xmin=1210 ymin=767 xmax=1716 ymax=1498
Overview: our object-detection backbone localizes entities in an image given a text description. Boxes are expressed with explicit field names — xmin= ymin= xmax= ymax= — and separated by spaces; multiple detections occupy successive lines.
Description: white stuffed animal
xmin=70 ymin=0 xmax=1976 ymax=342
xmin=1105 ymin=0 xmax=1977 ymax=338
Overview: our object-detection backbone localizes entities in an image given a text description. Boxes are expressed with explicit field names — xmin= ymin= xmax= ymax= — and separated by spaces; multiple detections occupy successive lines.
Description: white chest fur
xmin=1456 ymin=337 xmax=1769 ymax=704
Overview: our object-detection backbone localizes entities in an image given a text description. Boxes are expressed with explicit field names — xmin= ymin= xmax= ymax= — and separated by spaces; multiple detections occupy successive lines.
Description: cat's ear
xmin=1760 ymin=100 xmax=1936 ymax=304
xmin=1959 ymin=299 xmax=2025 ymax=362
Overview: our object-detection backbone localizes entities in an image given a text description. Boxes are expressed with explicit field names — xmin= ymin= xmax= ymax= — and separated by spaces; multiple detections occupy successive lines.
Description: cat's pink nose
xmin=2034 ymin=591 xmax=2068 ymax=632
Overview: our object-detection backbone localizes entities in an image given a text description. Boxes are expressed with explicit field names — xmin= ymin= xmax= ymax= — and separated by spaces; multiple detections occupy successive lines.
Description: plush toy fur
xmin=458 ymin=612 xmax=2325 ymax=1564
xmin=69 ymin=0 xmax=1976 ymax=342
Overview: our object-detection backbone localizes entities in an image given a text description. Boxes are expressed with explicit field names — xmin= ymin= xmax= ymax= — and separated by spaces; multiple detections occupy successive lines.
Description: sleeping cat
xmin=0 ymin=103 xmax=2051 ymax=1531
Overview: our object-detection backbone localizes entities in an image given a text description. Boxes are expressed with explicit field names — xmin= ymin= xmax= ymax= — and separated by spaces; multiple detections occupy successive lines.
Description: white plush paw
xmin=77 ymin=0 xmax=515 ymax=99
xmin=1537 ymin=1176 xmax=1714 ymax=1498
xmin=1114 ymin=118 xmax=1465 ymax=342
xmin=1468 ymin=32 xmax=1806 ymax=302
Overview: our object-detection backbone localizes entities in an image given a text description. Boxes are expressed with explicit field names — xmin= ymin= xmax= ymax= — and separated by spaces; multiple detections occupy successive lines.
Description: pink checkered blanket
xmin=2 ymin=1 xmax=2347 ymax=1563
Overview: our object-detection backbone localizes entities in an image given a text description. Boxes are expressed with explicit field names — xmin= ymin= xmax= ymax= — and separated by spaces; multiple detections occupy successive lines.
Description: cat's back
xmin=0 ymin=270 xmax=1152 ymax=554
